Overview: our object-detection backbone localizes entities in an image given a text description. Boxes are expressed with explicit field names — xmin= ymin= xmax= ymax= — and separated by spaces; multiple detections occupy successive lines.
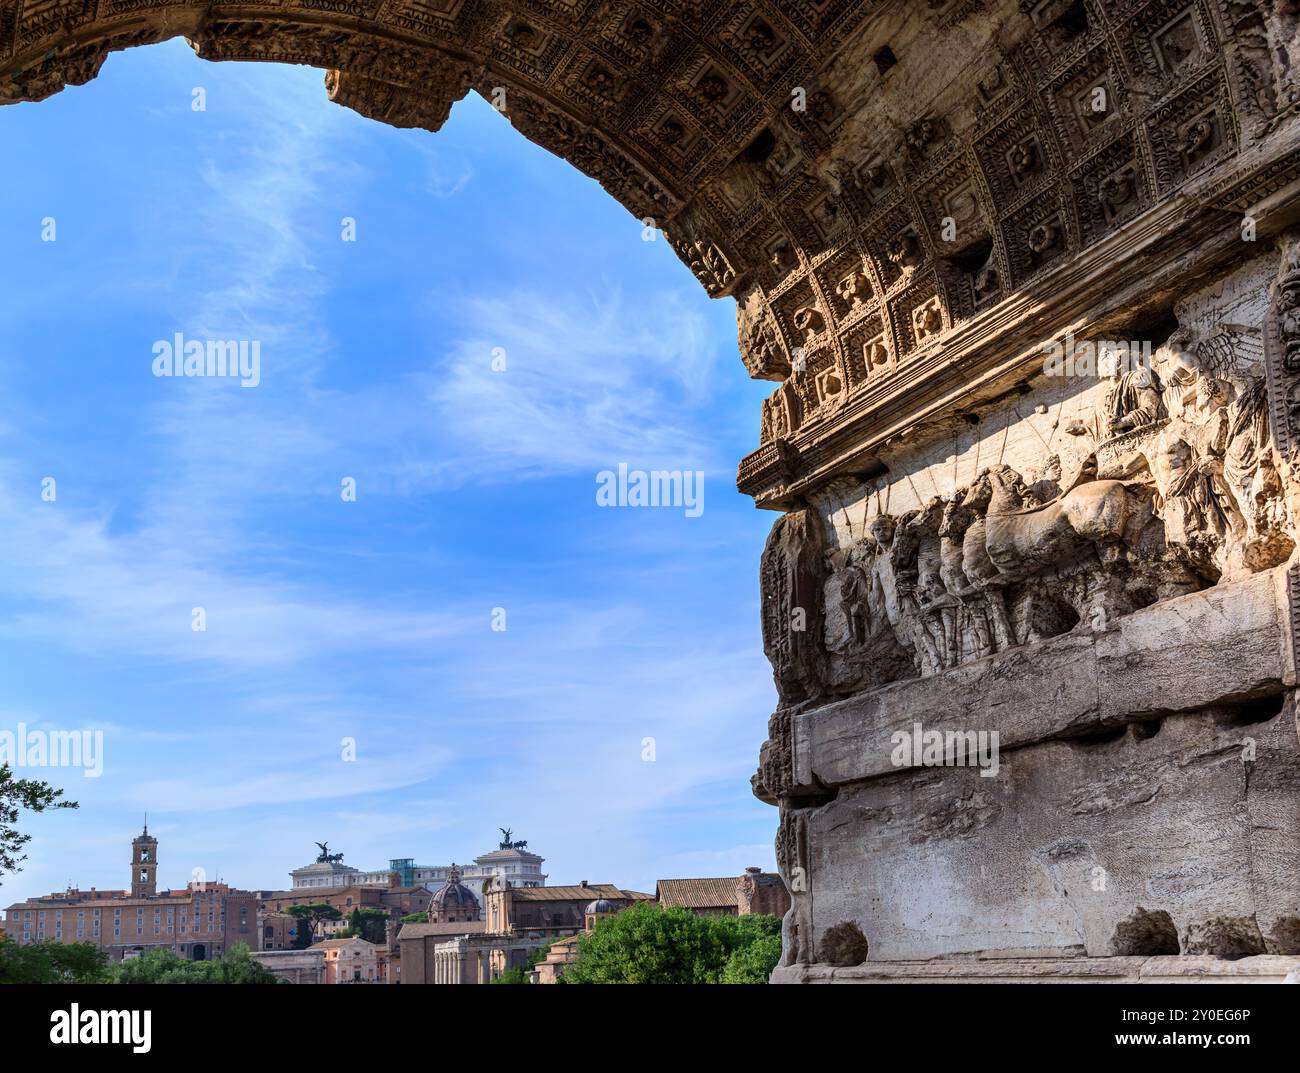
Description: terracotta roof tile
xmin=396 ymin=921 xmax=487 ymax=940
xmin=655 ymin=878 xmax=739 ymax=910
xmin=500 ymin=884 xmax=625 ymax=901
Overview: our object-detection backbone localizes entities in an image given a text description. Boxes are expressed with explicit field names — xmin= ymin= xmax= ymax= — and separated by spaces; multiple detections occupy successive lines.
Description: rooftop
xmin=655 ymin=878 xmax=742 ymax=911
xmin=397 ymin=921 xmax=487 ymax=941
xmin=314 ymin=936 xmax=384 ymax=950
xmin=497 ymin=884 xmax=624 ymax=902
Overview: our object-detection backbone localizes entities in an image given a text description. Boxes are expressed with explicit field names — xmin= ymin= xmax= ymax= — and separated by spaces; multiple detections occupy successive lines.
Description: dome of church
xmin=585 ymin=899 xmax=616 ymax=915
xmin=431 ymin=880 xmax=478 ymax=910
xmin=428 ymin=868 xmax=480 ymax=922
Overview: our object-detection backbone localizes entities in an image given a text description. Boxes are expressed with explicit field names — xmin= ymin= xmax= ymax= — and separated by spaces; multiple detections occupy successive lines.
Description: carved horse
xmin=939 ymin=495 xmax=999 ymax=595
xmin=963 ymin=464 xmax=1136 ymax=582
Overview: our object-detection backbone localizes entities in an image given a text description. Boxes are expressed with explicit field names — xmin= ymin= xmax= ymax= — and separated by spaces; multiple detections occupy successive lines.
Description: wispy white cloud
xmin=422 ymin=285 xmax=726 ymax=483
xmin=0 ymin=460 xmax=473 ymax=667
xmin=0 ymin=45 xmax=778 ymax=903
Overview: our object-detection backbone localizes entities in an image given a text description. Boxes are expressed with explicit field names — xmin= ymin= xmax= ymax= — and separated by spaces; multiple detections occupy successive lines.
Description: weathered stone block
xmin=804 ymin=696 xmax=1300 ymax=962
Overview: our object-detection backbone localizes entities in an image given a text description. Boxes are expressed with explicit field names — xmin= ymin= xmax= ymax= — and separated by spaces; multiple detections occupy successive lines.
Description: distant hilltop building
xmin=2 ymin=822 xmax=257 ymax=963
xmin=390 ymin=828 xmax=547 ymax=911
xmin=289 ymin=841 xmax=368 ymax=891
xmin=292 ymin=830 xmax=546 ymax=920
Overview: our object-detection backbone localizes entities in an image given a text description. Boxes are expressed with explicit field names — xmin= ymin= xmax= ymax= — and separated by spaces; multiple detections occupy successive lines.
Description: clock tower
xmin=131 ymin=821 xmax=158 ymax=898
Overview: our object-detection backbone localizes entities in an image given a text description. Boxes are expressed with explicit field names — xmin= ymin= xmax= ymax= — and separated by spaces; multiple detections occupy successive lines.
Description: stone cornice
xmin=740 ymin=136 xmax=1300 ymax=509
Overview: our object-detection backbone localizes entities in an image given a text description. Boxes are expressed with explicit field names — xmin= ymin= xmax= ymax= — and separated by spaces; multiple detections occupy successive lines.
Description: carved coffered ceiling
xmin=4 ymin=0 xmax=1300 ymax=508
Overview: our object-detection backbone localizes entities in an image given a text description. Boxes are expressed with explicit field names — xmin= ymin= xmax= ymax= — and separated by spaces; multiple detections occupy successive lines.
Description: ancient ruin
xmin=6 ymin=0 xmax=1300 ymax=981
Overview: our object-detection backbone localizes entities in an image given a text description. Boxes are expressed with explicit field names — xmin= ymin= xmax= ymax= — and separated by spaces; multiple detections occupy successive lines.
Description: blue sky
xmin=0 ymin=40 xmax=779 ymax=903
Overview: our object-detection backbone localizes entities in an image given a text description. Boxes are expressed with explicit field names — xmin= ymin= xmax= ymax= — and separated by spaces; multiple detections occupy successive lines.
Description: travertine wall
xmin=758 ymin=231 xmax=1300 ymax=975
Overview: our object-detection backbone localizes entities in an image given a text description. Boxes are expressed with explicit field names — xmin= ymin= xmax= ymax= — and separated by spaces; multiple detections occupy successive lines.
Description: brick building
xmin=2 ymin=823 xmax=258 ymax=962
xmin=655 ymin=868 xmax=790 ymax=918
xmin=483 ymin=881 xmax=643 ymax=937
xmin=252 ymin=881 xmax=430 ymax=943
xmin=317 ymin=935 xmax=390 ymax=984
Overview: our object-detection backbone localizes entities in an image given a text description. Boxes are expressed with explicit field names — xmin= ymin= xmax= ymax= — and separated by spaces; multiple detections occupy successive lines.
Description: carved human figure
xmin=1149 ymin=376 xmax=1246 ymax=563
xmin=1224 ymin=378 xmax=1278 ymax=536
xmin=1108 ymin=356 xmax=1162 ymax=434
xmin=836 ymin=552 xmax=872 ymax=646
xmin=866 ymin=513 xmax=900 ymax=610
xmin=889 ymin=500 xmax=952 ymax=674
xmin=1066 ymin=344 xmax=1162 ymax=443
xmin=860 ymin=511 xmax=943 ymax=674
xmin=1153 ymin=329 xmax=1201 ymax=422
xmin=938 ymin=496 xmax=977 ymax=596
xmin=1021 ymin=454 xmax=1063 ymax=505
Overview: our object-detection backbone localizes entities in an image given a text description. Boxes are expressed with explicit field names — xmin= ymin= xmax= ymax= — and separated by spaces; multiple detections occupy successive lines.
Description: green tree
xmin=708 ymin=911 xmax=782 ymax=950
xmin=348 ymin=907 xmax=388 ymax=944
xmin=108 ymin=942 xmax=279 ymax=984
xmin=286 ymin=903 xmax=342 ymax=949
xmin=0 ymin=937 xmax=108 ymax=983
xmin=0 ymin=763 xmax=77 ymax=886
xmin=560 ymin=904 xmax=782 ymax=985
xmin=720 ymin=934 xmax=783 ymax=984
xmin=400 ymin=912 xmax=428 ymax=924
xmin=214 ymin=943 xmax=282 ymax=984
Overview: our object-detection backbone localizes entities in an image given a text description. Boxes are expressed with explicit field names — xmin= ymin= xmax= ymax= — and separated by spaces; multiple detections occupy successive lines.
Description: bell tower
xmin=131 ymin=820 xmax=158 ymax=898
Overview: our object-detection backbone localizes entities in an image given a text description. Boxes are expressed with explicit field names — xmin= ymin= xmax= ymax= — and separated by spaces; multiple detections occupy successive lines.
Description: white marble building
xmin=390 ymin=844 xmax=547 ymax=914
xmin=288 ymin=835 xmax=547 ymax=920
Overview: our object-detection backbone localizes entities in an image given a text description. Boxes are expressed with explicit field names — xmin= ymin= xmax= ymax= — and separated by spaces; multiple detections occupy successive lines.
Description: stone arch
xmin=7 ymin=2 xmax=1293 ymax=504
xmin=0 ymin=1 xmax=803 ymax=300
